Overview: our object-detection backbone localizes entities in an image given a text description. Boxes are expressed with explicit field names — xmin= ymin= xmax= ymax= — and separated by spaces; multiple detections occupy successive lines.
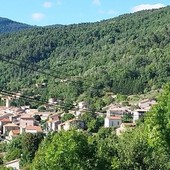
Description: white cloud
xmin=92 ymin=0 xmax=101 ymax=6
xmin=43 ymin=1 xmax=52 ymax=8
xmin=32 ymin=13 xmax=45 ymax=21
xmin=132 ymin=3 xmax=165 ymax=12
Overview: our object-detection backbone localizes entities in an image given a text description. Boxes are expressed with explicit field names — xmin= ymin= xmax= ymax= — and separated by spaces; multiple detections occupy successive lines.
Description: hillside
xmin=0 ymin=6 xmax=170 ymax=107
xmin=0 ymin=17 xmax=33 ymax=34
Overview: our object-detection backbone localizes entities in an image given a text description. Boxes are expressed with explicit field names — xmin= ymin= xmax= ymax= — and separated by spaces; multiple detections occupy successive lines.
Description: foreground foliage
xmin=30 ymin=83 xmax=170 ymax=170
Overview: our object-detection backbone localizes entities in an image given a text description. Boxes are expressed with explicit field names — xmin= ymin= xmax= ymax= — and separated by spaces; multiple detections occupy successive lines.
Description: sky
xmin=0 ymin=0 xmax=169 ymax=26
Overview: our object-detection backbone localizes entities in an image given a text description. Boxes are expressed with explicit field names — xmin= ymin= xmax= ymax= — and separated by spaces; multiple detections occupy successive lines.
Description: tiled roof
xmin=26 ymin=125 xmax=42 ymax=132
xmin=4 ymin=123 xmax=19 ymax=127
xmin=0 ymin=118 xmax=12 ymax=123
xmin=20 ymin=114 xmax=34 ymax=119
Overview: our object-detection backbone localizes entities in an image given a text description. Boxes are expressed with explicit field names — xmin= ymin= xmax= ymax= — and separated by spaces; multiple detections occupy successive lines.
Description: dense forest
xmin=0 ymin=17 xmax=32 ymax=34
xmin=0 ymin=6 xmax=170 ymax=107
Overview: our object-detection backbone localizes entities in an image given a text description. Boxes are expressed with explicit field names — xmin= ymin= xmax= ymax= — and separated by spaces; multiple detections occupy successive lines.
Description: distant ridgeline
xmin=0 ymin=6 xmax=170 ymax=105
xmin=0 ymin=17 xmax=33 ymax=34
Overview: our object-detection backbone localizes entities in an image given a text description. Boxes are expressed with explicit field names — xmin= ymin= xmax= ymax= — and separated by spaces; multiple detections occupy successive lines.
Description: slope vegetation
xmin=0 ymin=7 xmax=170 ymax=105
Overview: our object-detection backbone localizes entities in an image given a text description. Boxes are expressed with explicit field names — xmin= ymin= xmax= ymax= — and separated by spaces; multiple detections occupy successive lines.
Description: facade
xmin=116 ymin=123 xmax=136 ymax=135
xmin=20 ymin=115 xmax=34 ymax=128
xmin=25 ymin=125 xmax=42 ymax=133
xmin=133 ymin=109 xmax=146 ymax=123
xmin=46 ymin=114 xmax=61 ymax=131
xmin=58 ymin=119 xmax=85 ymax=131
xmin=20 ymin=114 xmax=34 ymax=134
xmin=78 ymin=101 xmax=88 ymax=110
xmin=104 ymin=116 xmax=122 ymax=128
xmin=3 ymin=123 xmax=19 ymax=135
xmin=47 ymin=120 xmax=61 ymax=131
xmin=0 ymin=118 xmax=12 ymax=134
xmin=106 ymin=107 xmax=131 ymax=117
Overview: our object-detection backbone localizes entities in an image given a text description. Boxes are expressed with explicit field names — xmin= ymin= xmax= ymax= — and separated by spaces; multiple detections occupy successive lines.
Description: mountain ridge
xmin=0 ymin=17 xmax=33 ymax=34
xmin=0 ymin=6 xmax=170 ymax=108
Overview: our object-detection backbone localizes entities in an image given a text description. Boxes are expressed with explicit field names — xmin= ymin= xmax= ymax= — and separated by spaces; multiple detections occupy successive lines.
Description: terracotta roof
xmin=0 ymin=118 xmax=12 ymax=123
xmin=107 ymin=116 xmax=122 ymax=120
xmin=20 ymin=114 xmax=34 ymax=119
xmin=26 ymin=125 xmax=42 ymax=132
xmin=4 ymin=123 xmax=19 ymax=127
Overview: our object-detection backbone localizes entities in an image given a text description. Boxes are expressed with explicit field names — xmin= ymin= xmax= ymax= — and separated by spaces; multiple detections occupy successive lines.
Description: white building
xmin=5 ymin=159 xmax=20 ymax=170
xmin=78 ymin=101 xmax=88 ymax=110
xmin=104 ymin=116 xmax=122 ymax=128
xmin=133 ymin=109 xmax=147 ymax=123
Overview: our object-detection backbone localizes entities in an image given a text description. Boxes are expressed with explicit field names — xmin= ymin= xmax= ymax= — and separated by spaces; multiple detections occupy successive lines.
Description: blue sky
xmin=0 ymin=0 xmax=169 ymax=26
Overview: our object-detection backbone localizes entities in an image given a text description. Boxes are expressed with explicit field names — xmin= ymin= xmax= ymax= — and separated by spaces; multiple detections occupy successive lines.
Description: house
xmin=78 ymin=101 xmax=88 ymax=110
xmin=0 ymin=118 xmax=12 ymax=134
xmin=20 ymin=114 xmax=34 ymax=133
xmin=106 ymin=106 xmax=131 ymax=117
xmin=20 ymin=114 xmax=34 ymax=128
xmin=47 ymin=120 xmax=61 ymax=131
xmin=133 ymin=109 xmax=147 ymax=123
xmin=46 ymin=120 xmax=61 ymax=131
xmin=116 ymin=123 xmax=136 ymax=135
xmin=9 ymin=114 xmax=21 ymax=124
xmin=48 ymin=98 xmax=57 ymax=104
xmin=138 ymin=99 xmax=156 ymax=110
xmin=3 ymin=123 xmax=19 ymax=135
xmin=46 ymin=114 xmax=61 ymax=131
xmin=104 ymin=116 xmax=122 ymax=128
xmin=58 ymin=119 xmax=85 ymax=131
xmin=25 ymin=125 xmax=42 ymax=133
xmin=5 ymin=159 xmax=20 ymax=170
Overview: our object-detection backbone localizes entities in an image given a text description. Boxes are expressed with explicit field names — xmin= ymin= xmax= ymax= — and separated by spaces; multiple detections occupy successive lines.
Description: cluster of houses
xmin=0 ymin=97 xmax=157 ymax=170
xmin=0 ymin=96 xmax=157 ymax=141
xmin=104 ymin=98 xmax=157 ymax=135
xmin=0 ymin=99 xmax=89 ymax=141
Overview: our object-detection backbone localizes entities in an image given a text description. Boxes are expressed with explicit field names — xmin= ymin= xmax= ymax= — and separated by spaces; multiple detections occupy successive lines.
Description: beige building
xmin=25 ymin=125 xmax=42 ymax=133
xmin=3 ymin=123 xmax=19 ymax=135
xmin=58 ymin=119 xmax=85 ymax=131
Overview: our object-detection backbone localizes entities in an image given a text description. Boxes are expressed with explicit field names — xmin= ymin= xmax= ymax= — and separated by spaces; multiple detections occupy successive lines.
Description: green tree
xmin=31 ymin=130 xmax=95 ymax=170
xmin=61 ymin=113 xmax=75 ymax=122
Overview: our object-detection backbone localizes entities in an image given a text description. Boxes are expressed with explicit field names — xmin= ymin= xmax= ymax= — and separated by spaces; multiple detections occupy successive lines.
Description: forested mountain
xmin=0 ymin=17 xmax=33 ymax=34
xmin=0 ymin=6 xmax=170 ymax=107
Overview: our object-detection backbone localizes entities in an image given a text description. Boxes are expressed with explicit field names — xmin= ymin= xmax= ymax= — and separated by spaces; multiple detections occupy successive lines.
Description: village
xmin=0 ymin=96 xmax=157 ymax=141
xmin=0 ymin=92 xmax=159 ymax=169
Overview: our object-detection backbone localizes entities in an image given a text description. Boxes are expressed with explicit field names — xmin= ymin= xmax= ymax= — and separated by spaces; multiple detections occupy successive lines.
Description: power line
xmin=0 ymin=89 xmax=47 ymax=105
xmin=0 ymin=55 xmax=60 ymax=79
xmin=0 ymin=55 xmax=82 ymax=81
